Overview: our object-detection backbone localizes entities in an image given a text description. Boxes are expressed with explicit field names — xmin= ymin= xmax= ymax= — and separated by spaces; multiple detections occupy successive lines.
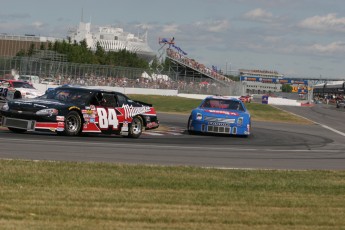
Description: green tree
xmin=39 ymin=43 xmax=46 ymax=50
xmin=16 ymin=49 xmax=27 ymax=57
xmin=27 ymin=43 xmax=35 ymax=56
xmin=282 ymin=84 xmax=293 ymax=92
xmin=14 ymin=39 xmax=150 ymax=69
xmin=95 ymin=42 xmax=106 ymax=64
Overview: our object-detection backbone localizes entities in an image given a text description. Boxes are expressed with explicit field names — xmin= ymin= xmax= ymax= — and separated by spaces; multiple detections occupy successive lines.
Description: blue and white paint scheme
xmin=187 ymin=96 xmax=251 ymax=136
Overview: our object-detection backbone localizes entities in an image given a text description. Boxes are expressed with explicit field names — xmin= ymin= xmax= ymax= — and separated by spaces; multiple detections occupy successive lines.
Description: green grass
xmin=1 ymin=160 xmax=344 ymax=229
xmin=129 ymin=94 xmax=201 ymax=113
xmin=129 ymin=95 xmax=312 ymax=124
xmin=0 ymin=95 xmax=323 ymax=229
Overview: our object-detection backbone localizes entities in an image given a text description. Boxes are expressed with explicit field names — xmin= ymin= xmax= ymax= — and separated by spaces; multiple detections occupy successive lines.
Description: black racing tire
xmin=8 ymin=127 xmax=27 ymax=133
xmin=59 ymin=111 xmax=82 ymax=136
xmin=187 ymin=116 xmax=195 ymax=135
xmin=128 ymin=116 xmax=143 ymax=138
xmin=14 ymin=91 xmax=21 ymax=99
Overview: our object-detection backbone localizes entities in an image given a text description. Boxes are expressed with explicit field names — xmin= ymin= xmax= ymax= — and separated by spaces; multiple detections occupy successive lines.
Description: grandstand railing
xmin=166 ymin=48 xmax=233 ymax=86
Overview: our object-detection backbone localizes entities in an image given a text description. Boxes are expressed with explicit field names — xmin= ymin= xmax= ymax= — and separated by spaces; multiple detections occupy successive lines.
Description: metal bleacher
xmin=165 ymin=52 xmax=232 ymax=87
xmin=156 ymin=39 xmax=232 ymax=87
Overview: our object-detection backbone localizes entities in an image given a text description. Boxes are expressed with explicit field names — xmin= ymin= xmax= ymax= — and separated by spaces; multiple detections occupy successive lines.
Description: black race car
xmin=0 ymin=85 xmax=159 ymax=138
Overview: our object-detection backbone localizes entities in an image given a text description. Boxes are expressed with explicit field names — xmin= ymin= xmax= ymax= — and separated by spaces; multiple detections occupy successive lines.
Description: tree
xmin=27 ymin=43 xmax=36 ymax=56
xmin=16 ymin=49 xmax=27 ymax=56
xmin=95 ymin=42 xmax=106 ymax=64
xmin=14 ymin=39 xmax=150 ymax=69
xmin=282 ymin=84 xmax=292 ymax=92
xmin=39 ymin=43 xmax=46 ymax=50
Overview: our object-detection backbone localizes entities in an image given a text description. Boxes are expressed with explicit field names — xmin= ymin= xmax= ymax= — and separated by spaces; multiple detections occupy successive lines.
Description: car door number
xmin=97 ymin=108 xmax=119 ymax=129
xmin=0 ymin=87 xmax=8 ymax=97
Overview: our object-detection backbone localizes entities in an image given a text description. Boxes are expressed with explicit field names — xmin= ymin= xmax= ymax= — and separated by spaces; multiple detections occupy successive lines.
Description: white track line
xmin=274 ymin=106 xmax=345 ymax=137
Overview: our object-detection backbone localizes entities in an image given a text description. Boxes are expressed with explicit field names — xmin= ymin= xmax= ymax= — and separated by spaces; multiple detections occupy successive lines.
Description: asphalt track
xmin=0 ymin=103 xmax=344 ymax=170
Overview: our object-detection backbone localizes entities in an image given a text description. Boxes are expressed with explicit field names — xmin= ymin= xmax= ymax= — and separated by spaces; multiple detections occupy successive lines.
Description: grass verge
xmin=1 ymin=160 xmax=344 ymax=229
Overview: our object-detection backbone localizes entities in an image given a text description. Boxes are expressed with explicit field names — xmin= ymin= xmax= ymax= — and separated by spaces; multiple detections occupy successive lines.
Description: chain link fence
xmin=0 ymin=56 xmax=243 ymax=96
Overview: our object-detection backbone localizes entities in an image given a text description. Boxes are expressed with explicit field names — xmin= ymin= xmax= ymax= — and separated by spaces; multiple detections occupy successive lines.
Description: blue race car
xmin=187 ymin=96 xmax=251 ymax=136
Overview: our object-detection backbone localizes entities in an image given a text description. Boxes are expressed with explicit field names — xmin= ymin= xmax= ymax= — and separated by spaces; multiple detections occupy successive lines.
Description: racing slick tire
xmin=14 ymin=91 xmax=22 ymax=99
xmin=187 ymin=116 xmax=195 ymax=135
xmin=8 ymin=127 xmax=27 ymax=134
xmin=128 ymin=116 xmax=143 ymax=138
xmin=59 ymin=111 xmax=82 ymax=136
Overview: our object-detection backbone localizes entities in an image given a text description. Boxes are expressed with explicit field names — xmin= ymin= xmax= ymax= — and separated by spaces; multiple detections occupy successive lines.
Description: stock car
xmin=0 ymin=85 xmax=159 ymax=138
xmin=187 ymin=96 xmax=251 ymax=136
xmin=0 ymin=80 xmax=44 ymax=100
xmin=239 ymin=95 xmax=251 ymax=103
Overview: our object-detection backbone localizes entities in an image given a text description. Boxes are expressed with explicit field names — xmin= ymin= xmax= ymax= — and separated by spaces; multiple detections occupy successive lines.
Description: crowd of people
xmin=166 ymin=48 xmax=233 ymax=85
xmin=5 ymin=48 xmax=238 ymax=95
xmin=314 ymin=94 xmax=344 ymax=105
xmin=32 ymin=72 xmax=228 ymax=95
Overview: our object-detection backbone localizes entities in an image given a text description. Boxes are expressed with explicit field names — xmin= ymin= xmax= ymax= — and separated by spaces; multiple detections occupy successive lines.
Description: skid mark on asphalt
xmin=144 ymin=127 xmax=185 ymax=136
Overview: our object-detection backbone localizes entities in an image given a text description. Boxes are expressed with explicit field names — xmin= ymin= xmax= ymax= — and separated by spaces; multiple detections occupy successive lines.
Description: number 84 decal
xmin=97 ymin=108 xmax=119 ymax=129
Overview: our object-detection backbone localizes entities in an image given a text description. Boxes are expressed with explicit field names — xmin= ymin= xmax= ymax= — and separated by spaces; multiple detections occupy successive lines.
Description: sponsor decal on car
xmin=205 ymin=110 xmax=239 ymax=116
xmin=208 ymin=122 xmax=230 ymax=126
xmin=122 ymin=122 xmax=129 ymax=132
xmin=82 ymin=109 xmax=93 ymax=114
xmin=56 ymin=116 xmax=65 ymax=121
xmin=122 ymin=104 xmax=151 ymax=119
xmin=69 ymin=106 xmax=80 ymax=110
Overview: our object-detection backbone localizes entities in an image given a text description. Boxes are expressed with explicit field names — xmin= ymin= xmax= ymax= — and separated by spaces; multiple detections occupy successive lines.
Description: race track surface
xmin=0 ymin=103 xmax=344 ymax=170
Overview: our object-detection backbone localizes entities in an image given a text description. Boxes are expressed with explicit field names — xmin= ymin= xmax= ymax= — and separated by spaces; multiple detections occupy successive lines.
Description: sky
xmin=1 ymin=0 xmax=345 ymax=79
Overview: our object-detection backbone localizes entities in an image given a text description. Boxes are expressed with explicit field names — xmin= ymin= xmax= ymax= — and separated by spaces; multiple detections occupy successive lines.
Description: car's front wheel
xmin=128 ymin=116 xmax=143 ymax=138
xmin=187 ymin=116 xmax=195 ymax=135
xmin=14 ymin=91 xmax=21 ymax=99
xmin=59 ymin=111 xmax=82 ymax=136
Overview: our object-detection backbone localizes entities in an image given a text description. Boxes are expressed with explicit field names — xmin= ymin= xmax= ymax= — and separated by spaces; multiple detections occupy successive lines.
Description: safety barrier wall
xmin=33 ymin=83 xmax=178 ymax=96
xmin=267 ymin=97 xmax=302 ymax=106
xmin=33 ymin=84 xmax=304 ymax=106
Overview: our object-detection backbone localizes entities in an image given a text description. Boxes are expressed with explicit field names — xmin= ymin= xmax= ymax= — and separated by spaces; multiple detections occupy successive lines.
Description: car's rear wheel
xmin=8 ymin=127 xmax=27 ymax=133
xmin=128 ymin=116 xmax=143 ymax=138
xmin=60 ymin=111 xmax=82 ymax=136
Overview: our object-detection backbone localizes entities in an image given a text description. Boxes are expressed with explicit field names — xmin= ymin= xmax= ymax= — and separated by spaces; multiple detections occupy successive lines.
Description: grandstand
xmin=313 ymin=81 xmax=345 ymax=98
xmin=155 ymin=37 xmax=243 ymax=95
xmin=0 ymin=34 xmax=58 ymax=56
xmin=165 ymin=48 xmax=241 ymax=95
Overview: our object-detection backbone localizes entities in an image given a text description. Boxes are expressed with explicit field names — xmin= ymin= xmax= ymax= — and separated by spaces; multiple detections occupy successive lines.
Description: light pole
xmin=225 ymin=61 xmax=232 ymax=75
xmin=226 ymin=62 xmax=227 ymax=75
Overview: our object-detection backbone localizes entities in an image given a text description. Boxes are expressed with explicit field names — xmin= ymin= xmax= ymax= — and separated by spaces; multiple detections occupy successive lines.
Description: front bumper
xmin=190 ymin=119 xmax=250 ymax=135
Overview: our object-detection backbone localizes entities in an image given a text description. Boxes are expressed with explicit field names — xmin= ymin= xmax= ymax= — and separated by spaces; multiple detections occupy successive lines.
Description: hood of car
xmin=8 ymin=98 xmax=75 ymax=112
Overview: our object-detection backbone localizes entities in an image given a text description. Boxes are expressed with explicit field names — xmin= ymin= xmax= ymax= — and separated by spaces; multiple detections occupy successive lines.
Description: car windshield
xmin=43 ymin=89 xmax=92 ymax=103
xmin=12 ymin=82 xmax=35 ymax=89
xmin=200 ymin=99 xmax=245 ymax=111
